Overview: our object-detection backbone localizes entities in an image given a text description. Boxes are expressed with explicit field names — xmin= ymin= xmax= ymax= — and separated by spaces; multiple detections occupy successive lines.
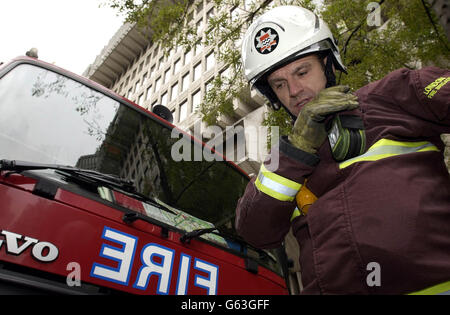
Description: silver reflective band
xmin=257 ymin=172 xmax=298 ymax=199
xmin=254 ymin=164 xmax=302 ymax=202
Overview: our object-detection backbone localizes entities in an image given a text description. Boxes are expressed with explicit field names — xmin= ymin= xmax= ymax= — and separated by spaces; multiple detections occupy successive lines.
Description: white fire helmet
xmin=241 ymin=6 xmax=346 ymax=110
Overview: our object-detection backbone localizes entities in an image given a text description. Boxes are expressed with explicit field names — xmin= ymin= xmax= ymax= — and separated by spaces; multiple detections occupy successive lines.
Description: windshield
xmin=0 ymin=63 xmax=250 ymax=237
xmin=0 ymin=62 xmax=283 ymax=275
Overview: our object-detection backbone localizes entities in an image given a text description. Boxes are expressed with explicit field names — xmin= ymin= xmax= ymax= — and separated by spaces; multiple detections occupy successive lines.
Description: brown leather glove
xmin=288 ymin=85 xmax=359 ymax=154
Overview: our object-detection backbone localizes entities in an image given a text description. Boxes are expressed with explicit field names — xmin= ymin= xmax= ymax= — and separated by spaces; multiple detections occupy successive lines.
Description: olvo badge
xmin=254 ymin=27 xmax=279 ymax=54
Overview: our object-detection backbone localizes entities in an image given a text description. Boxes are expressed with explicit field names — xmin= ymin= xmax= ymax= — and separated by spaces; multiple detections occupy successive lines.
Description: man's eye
xmin=274 ymin=83 xmax=285 ymax=90
xmin=298 ymin=71 xmax=307 ymax=77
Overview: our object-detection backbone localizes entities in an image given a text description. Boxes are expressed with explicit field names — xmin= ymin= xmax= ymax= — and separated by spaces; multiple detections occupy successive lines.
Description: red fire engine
xmin=0 ymin=56 xmax=288 ymax=295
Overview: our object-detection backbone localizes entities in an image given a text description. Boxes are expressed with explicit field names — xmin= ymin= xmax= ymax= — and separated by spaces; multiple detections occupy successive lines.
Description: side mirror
xmin=152 ymin=105 xmax=173 ymax=124
xmin=26 ymin=48 xmax=39 ymax=59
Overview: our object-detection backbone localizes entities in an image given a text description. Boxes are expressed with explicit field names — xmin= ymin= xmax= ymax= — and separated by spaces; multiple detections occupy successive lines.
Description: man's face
xmin=267 ymin=55 xmax=327 ymax=117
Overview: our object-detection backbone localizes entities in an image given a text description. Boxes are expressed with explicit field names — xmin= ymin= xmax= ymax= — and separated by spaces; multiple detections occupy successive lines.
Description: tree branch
xmin=421 ymin=0 xmax=450 ymax=51
xmin=338 ymin=0 xmax=385 ymax=83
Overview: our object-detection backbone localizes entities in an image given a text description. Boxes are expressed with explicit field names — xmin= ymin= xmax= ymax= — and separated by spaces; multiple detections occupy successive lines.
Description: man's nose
xmin=289 ymin=79 xmax=304 ymax=98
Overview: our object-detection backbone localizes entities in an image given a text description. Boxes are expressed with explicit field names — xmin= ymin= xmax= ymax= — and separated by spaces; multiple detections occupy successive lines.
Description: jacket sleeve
xmin=235 ymin=136 xmax=318 ymax=249
xmin=363 ymin=67 xmax=450 ymax=131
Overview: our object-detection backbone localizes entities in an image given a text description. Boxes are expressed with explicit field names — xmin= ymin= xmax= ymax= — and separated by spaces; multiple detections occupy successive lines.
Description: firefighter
xmin=235 ymin=5 xmax=450 ymax=294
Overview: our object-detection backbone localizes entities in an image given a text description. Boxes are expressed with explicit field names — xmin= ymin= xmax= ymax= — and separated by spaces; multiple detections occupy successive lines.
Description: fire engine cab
xmin=0 ymin=56 xmax=288 ymax=295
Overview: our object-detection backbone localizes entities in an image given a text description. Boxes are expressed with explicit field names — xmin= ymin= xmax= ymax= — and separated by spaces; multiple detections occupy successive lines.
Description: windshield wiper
xmin=0 ymin=159 xmax=176 ymax=215
xmin=179 ymin=227 xmax=217 ymax=243
xmin=179 ymin=227 xmax=277 ymax=265
xmin=0 ymin=159 xmax=135 ymax=190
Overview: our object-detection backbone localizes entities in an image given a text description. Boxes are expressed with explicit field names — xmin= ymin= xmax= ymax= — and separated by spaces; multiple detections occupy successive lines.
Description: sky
xmin=0 ymin=0 xmax=125 ymax=75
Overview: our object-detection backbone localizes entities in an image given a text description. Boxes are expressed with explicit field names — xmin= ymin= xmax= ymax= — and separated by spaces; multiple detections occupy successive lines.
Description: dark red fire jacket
xmin=235 ymin=67 xmax=450 ymax=294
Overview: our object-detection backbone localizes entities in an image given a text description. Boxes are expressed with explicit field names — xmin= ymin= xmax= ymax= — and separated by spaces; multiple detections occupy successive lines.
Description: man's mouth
xmin=295 ymin=98 xmax=312 ymax=109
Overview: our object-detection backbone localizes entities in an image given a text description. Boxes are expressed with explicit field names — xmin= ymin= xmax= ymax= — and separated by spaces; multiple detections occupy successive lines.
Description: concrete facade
xmin=83 ymin=1 xmax=268 ymax=177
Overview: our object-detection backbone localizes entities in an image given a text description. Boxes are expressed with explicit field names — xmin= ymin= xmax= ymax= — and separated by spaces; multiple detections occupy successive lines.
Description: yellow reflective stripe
xmin=408 ymin=281 xmax=450 ymax=295
xmin=291 ymin=207 xmax=301 ymax=221
xmin=370 ymin=139 xmax=431 ymax=149
xmin=339 ymin=139 xmax=439 ymax=169
xmin=254 ymin=164 xmax=302 ymax=202
xmin=260 ymin=164 xmax=302 ymax=191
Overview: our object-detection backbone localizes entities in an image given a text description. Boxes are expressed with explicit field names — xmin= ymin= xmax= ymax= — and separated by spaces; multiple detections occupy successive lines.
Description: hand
xmin=288 ymin=85 xmax=359 ymax=154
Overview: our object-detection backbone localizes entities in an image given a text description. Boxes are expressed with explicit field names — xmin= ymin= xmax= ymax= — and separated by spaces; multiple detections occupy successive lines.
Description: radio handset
xmin=326 ymin=115 xmax=366 ymax=161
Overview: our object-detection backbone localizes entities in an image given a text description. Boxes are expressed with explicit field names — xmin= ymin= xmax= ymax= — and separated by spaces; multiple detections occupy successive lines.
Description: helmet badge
xmin=254 ymin=27 xmax=279 ymax=54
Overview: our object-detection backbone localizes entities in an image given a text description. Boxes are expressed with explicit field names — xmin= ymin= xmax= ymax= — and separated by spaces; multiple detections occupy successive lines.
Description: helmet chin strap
xmin=324 ymin=51 xmax=337 ymax=88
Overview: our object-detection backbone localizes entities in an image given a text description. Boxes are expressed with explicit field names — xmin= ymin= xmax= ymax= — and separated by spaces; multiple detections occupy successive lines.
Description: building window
xmin=195 ymin=41 xmax=203 ymax=56
xmin=164 ymin=68 xmax=171 ymax=84
xmin=182 ymin=73 xmax=190 ymax=92
xmin=154 ymin=77 xmax=161 ymax=93
xmin=179 ymin=101 xmax=188 ymax=122
xmin=161 ymin=91 xmax=168 ymax=106
xmin=205 ymin=80 xmax=213 ymax=93
xmin=135 ymin=80 xmax=141 ymax=92
xmin=168 ymin=48 xmax=175 ymax=59
xmin=171 ymin=82 xmax=179 ymax=101
xmin=196 ymin=18 xmax=204 ymax=31
xmin=193 ymin=62 xmax=202 ymax=82
xmin=192 ymin=89 xmax=202 ymax=112
xmin=138 ymin=93 xmax=144 ymax=106
xmin=184 ymin=50 xmax=192 ymax=65
xmin=206 ymin=52 xmax=215 ymax=72
xmin=174 ymin=58 xmax=181 ymax=75
xmin=207 ymin=7 xmax=214 ymax=21
xmin=149 ymin=66 xmax=155 ymax=79
xmin=221 ymin=67 xmax=231 ymax=81
xmin=196 ymin=1 xmax=203 ymax=15
xmin=146 ymin=85 xmax=152 ymax=100
xmin=142 ymin=72 xmax=148 ymax=86
xmin=186 ymin=11 xmax=194 ymax=24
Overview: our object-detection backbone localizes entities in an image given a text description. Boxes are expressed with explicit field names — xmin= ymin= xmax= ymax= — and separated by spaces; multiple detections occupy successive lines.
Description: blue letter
xmin=90 ymin=226 xmax=137 ymax=285
xmin=176 ymin=253 xmax=191 ymax=295
xmin=134 ymin=243 xmax=174 ymax=294
xmin=194 ymin=258 xmax=218 ymax=295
